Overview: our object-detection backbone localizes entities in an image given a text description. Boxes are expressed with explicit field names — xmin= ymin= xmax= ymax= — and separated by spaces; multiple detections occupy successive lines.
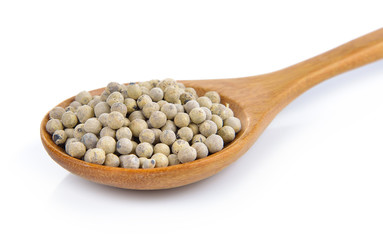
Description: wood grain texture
xmin=41 ymin=28 xmax=383 ymax=190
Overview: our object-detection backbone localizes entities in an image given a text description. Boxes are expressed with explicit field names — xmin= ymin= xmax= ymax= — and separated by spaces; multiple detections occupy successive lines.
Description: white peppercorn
xmin=210 ymin=103 xmax=225 ymax=115
xmin=149 ymin=87 xmax=163 ymax=102
xmin=160 ymin=130 xmax=176 ymax=146
xmin=141 ymin=158 xmax=156 ymax=169
xmin=189 ymin=107 xmax=207 ymax=124
xmin=120 ymin=154 xmax=140 ymax=169
xmin=61 ymin=111 xmax=78 ymax=128
xmin=100 ymin=90 xmax=109 ymax=101
xmin=174 ymin=112 xmax=190 ymax=128
xmin=142 ymin=102 xmax=160 ymax=118
xmin=98 ymin=113 xmax=109 ymax=127
xmin=168 ymin=154 xmax=180 ymax=166
xmin=164 ymin=86 xmax=181 ymax=103
xmin=211 ymin=114 xmax=223 ymax=130
xmin=81 ymin=133 xmax=99 ymax=149
xmin=135 ymin=142 xmax=153 ymax=158
xmin=73 ymin=123 xmax=86 ymax=139
xmin=152 ymin=153 xmax=169 ymax=168
xmin=76 ymin=105 xmax=94 ymax=123
xmin=120 ymin=84 xmax=129 ymax=98
xmin=199 ymin=120 xmax=218 ymax=137
xmin=149 ymin=111 xmax=167 ymax=128
xmin=124 ymin=98 xmax=138 ymax=114
xmin=84 ymin=148 xmax=106 ymax=165
xmin=177 ymin=127 xmax=193 ymax=142
xmin=139 ymin=129 xmax=155 ymax=144
xmin=107 ymin=111 xmax=125 ymax=130
xmin=161 ymin=103 xmax=177 ymax=120
xmin=197 ymin=96 xmax=213 ymax=109
xmin=116 ymin=138 xmax=133 ymax=155
xmin=161 ymin=120 xmax=177 ymax=132
xmin=69 ymin=101 xmax=82 ymax=110
xmin=46 ymin=118 xmax=63 ymax=134
xmin=52 ymin=130 xmax=67 ymax=145
xmin=75 ymin=91 xmax=92 ymax=105
xmin=65 ymin=138 xmax=79 ymax=153
xmin=49 ymin=107 xmax=65 ymax=120
xmin=178 ymin=147 xmax=197 ymax=163
xmin=171 ymin=139 xmax=190 ymax=154
xmin=106 ymin=91 xmax=124 ymax=107
xmin=191 ymin=134 xmax=206 ymax=144
xmin=129 ymin=119 xmax=148 ymax=137
xmin=87 ymin=97 xmax=102 ymax=108
xmin=105 ymin=82 xmax=122 ymax=94
xmin=65 ymin=105 xmax=76 ymax=113
xmin=224 ymin=117 xmax=241 ymax=133
xmin=116 ymin=127 xmax=132 ymax=140
xmin=100 ymin=127 xmax=116 ymax=138
xmin=184 ymin=100 xmax=200 ymax=114
xmin=140 ymin=87 xmax=150 ymax=96
xmin=128 ymin=110 xmax=145 ymax=121
xmin=111 ymin=102 xmax=128 ymax=116
xmin=66 ymin=141 xmax=86 ymax=158
xmin=205 ymin=91 xmax=220 ymax=103
xmin=137 ymin=94 xmax=152 ymax=109
xmin=192 ymin=142 xmax=209 ymax=159
xmin=204 ymin=134 xmax=224 ymax=153
xmin=96 ymin=136 xmax=116 ymax=154
xmin=139 ymin=81 xmax=153 ymax=90
xmin=127 ymin=83 xmax=142 ymax=100
xmin=104 ymin=153 xmax=120 ymax=167
xmin=64 ymin=128 xmax=75 ymax=138
xmin=218 ymin=126 xmax=236 ymax=143
xmin=185 ymin=87 xmax=198 ymax=99
xmin=154 ymin=143 xmax=170 ymax=156
xmin=84 ymin=117 xmax=102 ymax=134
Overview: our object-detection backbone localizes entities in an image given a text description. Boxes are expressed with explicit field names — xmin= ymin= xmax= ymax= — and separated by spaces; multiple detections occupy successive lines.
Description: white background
xmin=1 ymin=1 xmax=382 ymax=239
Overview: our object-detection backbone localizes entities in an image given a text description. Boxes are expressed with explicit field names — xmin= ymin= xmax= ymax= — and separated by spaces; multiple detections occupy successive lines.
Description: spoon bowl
xmin=41 ymin=28 xmax=383 ymax=190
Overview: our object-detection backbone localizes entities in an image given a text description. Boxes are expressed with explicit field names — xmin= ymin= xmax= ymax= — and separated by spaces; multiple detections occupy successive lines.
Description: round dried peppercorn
xmin=149 ymin=111 xmax=167 ymax=128
xmin=149 ymin=87 xmax=164 ymax=102
xmin=61 ymin=111 xmax=78 ymax=128
xmin=120 ymin=154 xmax=140 ymax=169
xmin=107 ymin=111 xmax=125 ymax=130
xmin=204 ymin=134 xmax=224 ymax=153
xmin=52 ymin=130 xmax=67 ymax=145
xmin=75 ymin=91 xmax=92 ymax=105
xmin=152 ymin=153 xmax=169 ymax=168
xmin=76 ymin=105 xmax=94 ymax=123
xmin=174 ymin=113 xmax=190 ymax=128
xmin=84 ymin=148 xmax=106 ymax=165
xmin=46 ymin=119 xmax=63 ymax=134
xmin=49 ymin=107 xmax=65 ymax=120
xmin=96 ymin=136 xmax=116 ymax=154
xmin=81 ymin=133 xmax=99 ymax=149
xmin=178 ymin=147 xmax=197 ymax=163
xmin=129 ymin=119 xmax=148 ymax=138
xmin=104 ymin=153 xmax=120 ymax=167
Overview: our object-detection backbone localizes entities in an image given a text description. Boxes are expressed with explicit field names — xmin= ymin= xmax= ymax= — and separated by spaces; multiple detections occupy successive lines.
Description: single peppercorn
xmin=126 ymin=84 xmax=142 ymax=100
xmin=46 ymin=118 xmax=63 ymax=134
xmin=191 ymin=134 xmax=206 ymax=144
xmin=100 ymin=127 xmax=116 ymax=138
xmin=152 ymin=153 xmax=169 ymax=168
xmin=177 ymin=127 xmax=194 ymax=142
xmin=106 ymin=91 xmax=124 ymax=107
xmin=75 ymin=91 xmax=92 ymax=105
xmin=116 ymin=138 xmax=133 ymax=155
xmin=139 ymin=129 xmax=155 ymax=144
xmin=116 ymin=127 xmax=132 ymax=140
xmin=178 ymin=147 xmax=197 ymax=163
xmin=111 ymin=102 xmax=128 ymax=116
xmin=161 ymin=120 xmax=177 ymax=132
xmin=204 ymin=134 xmax=224 ymax=153
xmin=161 ymin=103 xmax=177 ymax=120
xmin=84 ymin=148 xmax=106 ymax=165
xmin=160 ymin=130 xmax=176 ymax=146
xmin=189 ymin=107 xmax=207 ymax=124
xmin=211 ymin=114 xmax=223 ymax=130
xmin=141 ymin=158 xmax=156 ymax=169
xmin=174 ymin=112 xmax=190 ymax=128
xmin=76 ymin=105 xmax=94 ymax=123
xmin=205 ymin=91 xmax=220 ymax=103
xmin=171 ymin=139 xmax=189 ymax=154
xmin=218 ymin=126 xmax=236 ymax=143
xmin=64 ymin=128 xmax=75 ymax=138
xmin=66 ymin=141 xmax=86 ymax=158
xmin=81 ymin=133 xmax=99 ymax=149
xmin=120 ymin=154 xmax=140 ymax=169
xmin=137 ymin=94 xmax=152 ymax=109
xmin=52 ymin=130 xmax=67 ymax=145
xmin=224 ymin=117 xmax=241 ymax=133
xmin=61 ymin=111 xmax=78 ymax=128
xmin=135 ymin=142 xmax=153 ymax=158
xmin=153 ymin=143 xmax=170 ymax=156
xmin=73 ymin=123 xmax=86 ymax=139
xmin=104 ymin=153 xmax=120 ymax=167
xmin=184 ymin=100 xmax=200 ymax=114
xmin=168 ymin=154 xmax=180 ymax=166
xmin=149 ymin=87 xmax=164 ymax=102
xmin=49 ymin=107 xmax=65 ymax=120
xmin=149 ymin=111 xmax=167 ymax=128
xmin=98 ymin=113 xmax=109 ymax=127
xmin=84 ymin=117 xmax=102 ymax=134
xmin=199 ymin=120 xmax=218 ymax=137
xmin=124 ymin=98 xmax=138 ymax=114
xmin=197 ymin=96 xmax=213 ymax=109
xmin=107 ymin=111 xmax=125 ymax=130
xmin=129 ymin=119 xmax=148 ymax=137
xmin=105 ymin=82 xmax=122 ymax=94
xmin=192 ymin=142 xmax=209 ymax=159
xmin=142 ymin=102 xmax=160 ymax=118
xmin=96 ymin=136 xmax=116 ymax=154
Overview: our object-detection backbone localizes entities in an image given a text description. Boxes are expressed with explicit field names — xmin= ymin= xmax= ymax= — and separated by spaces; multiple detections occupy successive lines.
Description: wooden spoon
xmin=41 ymin=28 xmax=383 ymax=190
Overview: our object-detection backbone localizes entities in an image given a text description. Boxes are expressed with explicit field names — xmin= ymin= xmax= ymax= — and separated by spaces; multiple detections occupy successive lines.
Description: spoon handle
xmin=268 ymin=28 xmax=383 ymax=103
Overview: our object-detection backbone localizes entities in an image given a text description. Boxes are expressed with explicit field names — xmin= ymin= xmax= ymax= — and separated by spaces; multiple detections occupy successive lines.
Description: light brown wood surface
xmin=41 ymin=28 xmax=383 ymax=190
